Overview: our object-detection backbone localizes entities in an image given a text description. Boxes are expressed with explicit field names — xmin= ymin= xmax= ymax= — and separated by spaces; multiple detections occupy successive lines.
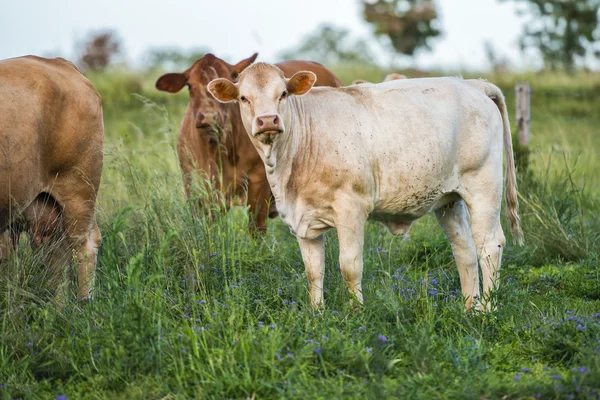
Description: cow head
xmin=155 ymin=53 xmax=258 ymax=145
xmin=207 ymin=63 xmax=316 ymax=145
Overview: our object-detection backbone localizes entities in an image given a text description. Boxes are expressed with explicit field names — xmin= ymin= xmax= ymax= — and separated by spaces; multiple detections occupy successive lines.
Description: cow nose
xmin=256 ymin=114 xmax=281 ymax=131
xmin=196 ymin=112 xmax=217 ymax=129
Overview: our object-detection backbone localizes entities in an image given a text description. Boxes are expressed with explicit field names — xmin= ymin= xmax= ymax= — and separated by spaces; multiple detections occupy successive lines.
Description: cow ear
xmin=207 ymin=78 xmax=239 ymax=103
xmin=230 ymin=53 xmax=258 ymax=80
xmin=286 ymin=71 xmax=317 ymax=96
xmin=156 ymin=73 xmax=188 ymax=93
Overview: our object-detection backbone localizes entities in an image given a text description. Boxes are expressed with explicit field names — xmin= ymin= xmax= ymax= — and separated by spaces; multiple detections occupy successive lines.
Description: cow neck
xmin=263 ymin=96 xmax=310 ymax=199
xmin=225 ymin=102 xmax=246 ymax=167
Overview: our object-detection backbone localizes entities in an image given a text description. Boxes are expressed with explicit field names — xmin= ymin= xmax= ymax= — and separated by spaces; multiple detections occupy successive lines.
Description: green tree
xmin=279 ymin=24 xmax=375 ymax=66
xmin=504 ymin=0 xmax=600 ymax=71
xmin=361 ymin=0 xmax=441 ymax=57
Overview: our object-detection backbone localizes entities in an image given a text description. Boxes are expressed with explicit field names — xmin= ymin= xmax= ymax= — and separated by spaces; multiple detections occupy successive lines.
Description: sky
xmin=0 ymin=0 xmax=538 ymax=71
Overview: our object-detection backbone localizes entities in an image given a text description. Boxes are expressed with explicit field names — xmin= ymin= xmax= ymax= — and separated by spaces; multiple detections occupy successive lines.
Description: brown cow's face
xmin=187 ymin=65 xmax=229 ymax=145
xmin=207 ymin=63 xmax=316 ymax=145
xmin=155 ymin=53 xmax=258 ymax=146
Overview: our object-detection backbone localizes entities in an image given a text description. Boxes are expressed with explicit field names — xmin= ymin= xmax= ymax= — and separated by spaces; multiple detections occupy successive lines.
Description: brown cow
xmin=155 ymin=53 xmax=342 ymax=234
xmin=0 ymin=55 xmax=103 ymax=300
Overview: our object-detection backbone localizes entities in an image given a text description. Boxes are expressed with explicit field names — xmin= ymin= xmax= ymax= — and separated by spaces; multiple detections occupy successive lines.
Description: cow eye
xmin=240 ymin=96 xmax=250 ymax=104
xmin=280 ymin=91 xmax=287 ymax=100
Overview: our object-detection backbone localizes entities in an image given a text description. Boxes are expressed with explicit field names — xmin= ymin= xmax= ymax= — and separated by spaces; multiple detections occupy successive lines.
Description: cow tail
xmin=486 ymin=83 xmax=524 ymax=245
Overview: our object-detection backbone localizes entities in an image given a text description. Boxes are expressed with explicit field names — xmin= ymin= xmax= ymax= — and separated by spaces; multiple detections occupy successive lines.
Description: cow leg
xmin=0 ymin=231 xmax=13 ymax=259
xmin=463 ymin=184 xmax=505 ymax=312
xmin=50 ymin=194 xmax=102 ymax=301
xmin=434 ymin=200 xmax=480 ymax=309
xmin=297 ymin=235 xmax=325 ymax=308
xmin=336 ymin=219 xmax=366 ymax=306
xmin=247 ymin=180 xmax=271 ymax=235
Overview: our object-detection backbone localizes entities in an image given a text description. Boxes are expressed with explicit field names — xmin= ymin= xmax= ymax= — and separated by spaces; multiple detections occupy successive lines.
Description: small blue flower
xmin=521 ymin=368 xmax=531 ymax=373
xmin=209 ymin=253 xmax=217 ymax=258
xmin=551 ymin=375 xmax=562 ymax=380
xmin=431 ymin=278 xmax=437 ymax=285
xmin=366 ymin=348 xmax=372 ymax=354
xmin=378 ymin=335 xmax=387 ymax=343
xmin=26 ymin=342 xmax=32 ymax=347
xmin=199 ymin=264 xmax=205 ymax=270
xmin=314 ymin=347 xmax=322 ymax=355
xmin=56 ymin=395 xmax=68 ymax=400
xmin=357 ymin=326 xmax=366 ymax=332
xmin=322 ymin=335 xmax=328 ymax=340
xmin=268 ymin=324 xmax=276 ymax=329
xmin=287 ymin=352 xmax=294 ymax=358
xmin=514 ymin=373 xmax=521 ymax=381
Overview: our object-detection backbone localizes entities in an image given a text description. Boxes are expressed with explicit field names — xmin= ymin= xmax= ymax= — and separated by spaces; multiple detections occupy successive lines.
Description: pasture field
xmin=1 ymin=67 xmax=599 ymax=399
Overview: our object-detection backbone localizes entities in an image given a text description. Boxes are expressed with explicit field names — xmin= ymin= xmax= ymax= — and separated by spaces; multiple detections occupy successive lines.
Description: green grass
xmin=1 ymin=66 xmax=599 ymax=399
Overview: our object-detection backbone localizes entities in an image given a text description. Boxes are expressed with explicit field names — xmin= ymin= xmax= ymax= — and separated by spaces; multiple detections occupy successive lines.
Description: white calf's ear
xmin=207 ymin=78 xmax=239 ymax=103
xmin=286 ymin=71 xmax=317 ymax=96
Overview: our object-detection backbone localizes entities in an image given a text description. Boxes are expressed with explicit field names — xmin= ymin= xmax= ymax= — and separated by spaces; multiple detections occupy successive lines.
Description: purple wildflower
xmin=576 ymin=324 xmax=585 ymax=331
xmin=275 ymin=353 xmax=282 ymax=361
xmin=209 ymin=253 xmax=217 ymax=258
xmin=322 ymin=335 xmax=328 ymax=340
xmin=287 ymin=352 xmax=294 ymax=358
xmin=177 ymin=333 xmax=183 ymax=338
xmin=514 ymin=373 xmax=521 ymax=382
xmin=366 ymin=348 xmax=372 ymax=354
xmin=182 ymin=349 xmax=187 ymax=354
xmin=378 ymin=335 xmax=388 ymax=343
xmin=431 ymin=278 xmax=437 ymax=285
xmin=199 ymin=264 xmax=205 ymax=270
xmin=357 ymin=326 xmax=366 ymax=332
xmin=268 ymin=324 xmax=276 ymax=329
xmin=56 ymin=395 xmax=67 ymax=400
xmin=314 ymin=347 xmax=322 ymax=355
xmin=307 ymin=339 xmax=315 ymax=344
xmin=521 ymin=368 xmax=531 ymax=373
xmin=26 ymin=342 xmax=32 ymax=347
xmin=551 ymin=375 xmax=562 ymax=380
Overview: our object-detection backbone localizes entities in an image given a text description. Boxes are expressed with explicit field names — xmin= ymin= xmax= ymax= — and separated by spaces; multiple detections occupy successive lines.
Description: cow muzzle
xmin=253 ymin=114 xmax=283 ymax=144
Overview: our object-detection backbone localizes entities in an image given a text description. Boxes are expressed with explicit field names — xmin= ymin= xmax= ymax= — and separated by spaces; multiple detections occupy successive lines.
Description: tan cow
xmin=0 ymin=55 xmax=103 ymax=300
xmin=208 ymin=63 xmax=523 ymax=311
xmin=155 ymin=53 xmax=342 ymax=234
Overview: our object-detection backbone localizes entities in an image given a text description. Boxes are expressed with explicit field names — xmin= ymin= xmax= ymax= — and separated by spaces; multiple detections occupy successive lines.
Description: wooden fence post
xmin=515 ymin=82 xmax=531 ymax=148
xmin=515 ymin=82 xmax=531 ymax=171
